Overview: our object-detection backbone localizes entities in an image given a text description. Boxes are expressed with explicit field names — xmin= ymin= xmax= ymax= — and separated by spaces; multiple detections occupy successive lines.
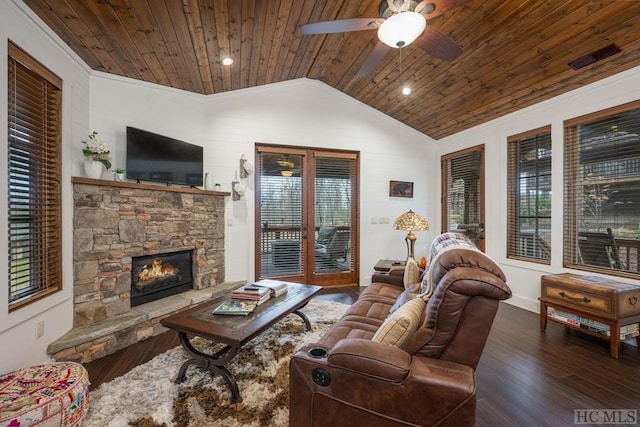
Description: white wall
xmin=0 ymin=1 xmax=91 ymax=373
xmin=89 ymin=76 xmax=438 ymax=285
xmin=436 ymin=65 xmax=640 ymax=312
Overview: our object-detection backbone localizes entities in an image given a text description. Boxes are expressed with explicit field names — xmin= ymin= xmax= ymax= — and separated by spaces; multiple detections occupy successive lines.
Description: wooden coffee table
xmin=160 ymin=282 xmax=322 ymax=403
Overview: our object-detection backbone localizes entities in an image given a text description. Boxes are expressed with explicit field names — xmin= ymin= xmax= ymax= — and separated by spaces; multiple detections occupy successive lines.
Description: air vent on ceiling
xmin=568 ymin=44 xmax=621 ymax=70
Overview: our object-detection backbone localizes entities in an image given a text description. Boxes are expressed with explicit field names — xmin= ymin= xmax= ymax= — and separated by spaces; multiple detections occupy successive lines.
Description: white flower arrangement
xmin=82 ymin=131 xmax=112 ymax=169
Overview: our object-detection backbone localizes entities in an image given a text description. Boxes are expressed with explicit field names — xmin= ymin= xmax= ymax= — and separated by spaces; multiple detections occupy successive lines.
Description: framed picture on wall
xmin=389 ymin=180 xmax=413 ymax=198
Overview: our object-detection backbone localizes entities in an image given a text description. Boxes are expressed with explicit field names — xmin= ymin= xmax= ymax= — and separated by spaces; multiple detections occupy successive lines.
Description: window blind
xmin=442 ymin=147 xmax=483 ymax=248
xmin=507 ymin=126 xmax=552 ymax=263
xmin=257 ymin=152 xmax=304 ymax=276
xmin=314 ymin=154 xmax=355 ymax=273
xmin=8 ymin=42 xmax=62 ymax=310
xmin=564 ymin=100 xmax=640 ymax=277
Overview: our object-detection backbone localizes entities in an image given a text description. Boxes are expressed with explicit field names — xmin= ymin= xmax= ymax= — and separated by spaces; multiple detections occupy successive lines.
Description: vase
xmin=204 ymin=172 xmax=213 ymax=190
xmin=84 ymin=160 xmax=104 ymax=179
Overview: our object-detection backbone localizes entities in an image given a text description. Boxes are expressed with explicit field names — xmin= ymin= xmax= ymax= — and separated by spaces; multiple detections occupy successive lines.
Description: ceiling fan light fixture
xmin=377 ymin=11 xmax=426 ymax=48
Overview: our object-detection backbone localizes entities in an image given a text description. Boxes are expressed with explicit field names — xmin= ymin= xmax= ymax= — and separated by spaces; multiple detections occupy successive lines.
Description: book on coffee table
xmin=251 ymin=279 xmax=288 ymax=297
xmin=212 ymin=299 xmax=258 ymax=316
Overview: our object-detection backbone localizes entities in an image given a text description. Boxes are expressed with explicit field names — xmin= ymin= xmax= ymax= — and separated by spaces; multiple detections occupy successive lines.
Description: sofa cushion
xmin=403 ymin=257 xmax=420 ymax=289
xmin=388 ymin=283 xmax=420 ymax=315
xmin=317 ymin=319 xmax=379 ymax=348
xmin=371 ymin=297 xmax=426 ymax=348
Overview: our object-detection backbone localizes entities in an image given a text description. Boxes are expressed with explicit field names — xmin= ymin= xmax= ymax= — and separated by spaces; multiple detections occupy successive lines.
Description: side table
xmin=540 ymin=273 xmax=640 ymax=358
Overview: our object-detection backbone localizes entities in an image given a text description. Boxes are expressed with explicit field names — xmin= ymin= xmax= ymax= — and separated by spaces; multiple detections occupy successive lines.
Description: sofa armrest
xmin=371 ymin=266 xmax=425 ymax=289
xmin=290 ymin=340 xmax=476 ymax=426
xmin=388 ymin=265 xmax=406 ymax=275
xmin=327 ymin=338 xmax=411 ymax=382
xmin=371 ymin=271 xmax=405 ymax=288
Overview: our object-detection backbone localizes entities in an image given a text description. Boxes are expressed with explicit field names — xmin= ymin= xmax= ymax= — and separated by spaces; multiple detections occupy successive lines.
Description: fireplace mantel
xmin=71 ymin=176 xmax=231 ymax=196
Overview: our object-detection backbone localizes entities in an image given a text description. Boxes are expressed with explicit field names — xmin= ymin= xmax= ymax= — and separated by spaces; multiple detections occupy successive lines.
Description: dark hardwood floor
xmin=85 ymin=286 xmax=640 ymax=426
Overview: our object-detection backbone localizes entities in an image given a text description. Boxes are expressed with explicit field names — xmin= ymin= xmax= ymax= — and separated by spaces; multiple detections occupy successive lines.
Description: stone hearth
xmin=48 ymin=178 xmax=230 ymax=363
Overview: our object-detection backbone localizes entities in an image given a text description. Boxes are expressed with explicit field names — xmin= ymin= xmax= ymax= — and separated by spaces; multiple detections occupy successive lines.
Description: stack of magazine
xmin=230 ymin=284 xmax=271 ymax=305
xmin=212 ymin=280 xmax=289 ymax=316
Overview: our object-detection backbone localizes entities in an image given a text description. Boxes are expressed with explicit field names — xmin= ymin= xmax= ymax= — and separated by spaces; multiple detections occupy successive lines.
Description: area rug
xmin=83 ymin=298 xmax=348 ymax=427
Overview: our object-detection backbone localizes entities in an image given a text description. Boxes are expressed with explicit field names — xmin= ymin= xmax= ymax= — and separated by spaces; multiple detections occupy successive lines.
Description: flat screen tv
xmin=126 ymin=126 xmax=203 ymax=187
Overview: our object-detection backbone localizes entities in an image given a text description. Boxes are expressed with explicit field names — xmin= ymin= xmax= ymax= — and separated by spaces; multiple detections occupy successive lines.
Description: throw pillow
xmin=372 ymin=297 xmax=426 ymax=348
xmin=403 ymin=257 xmax=420 ymax=289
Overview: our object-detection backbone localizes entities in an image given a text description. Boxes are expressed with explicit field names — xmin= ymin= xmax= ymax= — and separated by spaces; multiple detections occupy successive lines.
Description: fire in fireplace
xmin=130 ymin=250 xmax=194 ymax=306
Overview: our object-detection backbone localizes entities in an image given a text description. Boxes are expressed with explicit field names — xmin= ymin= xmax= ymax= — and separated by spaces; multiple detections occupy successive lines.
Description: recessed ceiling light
xmin=402 ymin=86 xmax=411 ymax=95
xmin=221 ymin=57 xmax=234 ymax=66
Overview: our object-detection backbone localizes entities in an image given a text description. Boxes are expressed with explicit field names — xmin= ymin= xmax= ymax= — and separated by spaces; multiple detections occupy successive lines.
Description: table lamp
xmin=393 ymin=209 xmax=429 ymax=260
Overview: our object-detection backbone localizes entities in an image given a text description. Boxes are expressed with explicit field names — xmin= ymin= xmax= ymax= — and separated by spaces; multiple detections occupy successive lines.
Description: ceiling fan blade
xmin=356 ymin=41 xmax=391 ymax=78
xmin=414 ymin=27 xmax=463 ymax=62
xmin=416 ymin=0 xmax=473 ymax=19
xmin=301 ymin=18 xmax=383 ymax=35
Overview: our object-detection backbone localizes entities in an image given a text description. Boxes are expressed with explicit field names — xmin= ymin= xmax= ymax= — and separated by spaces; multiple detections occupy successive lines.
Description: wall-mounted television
xmin=126 ymin=126 xmax=203 ymax=187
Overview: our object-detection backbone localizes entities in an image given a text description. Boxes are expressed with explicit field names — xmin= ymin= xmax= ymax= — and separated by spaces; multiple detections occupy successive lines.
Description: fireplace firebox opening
xmin=130 ymin=250 xmax=194 ymax=306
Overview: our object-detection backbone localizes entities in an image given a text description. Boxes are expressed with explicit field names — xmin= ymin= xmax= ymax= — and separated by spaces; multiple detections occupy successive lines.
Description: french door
xmin=441 ymin=145 xmax=485 ymax=251
xmin=255 ymin=145 xmax=358 ymax=286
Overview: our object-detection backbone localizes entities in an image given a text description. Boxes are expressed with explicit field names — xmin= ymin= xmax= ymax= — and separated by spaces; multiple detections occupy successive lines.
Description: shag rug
xmin=83 ymin=298 xmax=348 ymax=427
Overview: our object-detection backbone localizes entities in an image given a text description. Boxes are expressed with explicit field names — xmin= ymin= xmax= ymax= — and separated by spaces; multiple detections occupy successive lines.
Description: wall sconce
xmin=239 ymin=154 xmax=254 ymax=178
xmin=232 ymin=181 xmax=245 ymax=201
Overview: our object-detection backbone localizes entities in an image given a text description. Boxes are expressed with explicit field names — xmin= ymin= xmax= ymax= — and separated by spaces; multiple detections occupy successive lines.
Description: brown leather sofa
xmin=290 ymin=247 xmax=512 ymax=427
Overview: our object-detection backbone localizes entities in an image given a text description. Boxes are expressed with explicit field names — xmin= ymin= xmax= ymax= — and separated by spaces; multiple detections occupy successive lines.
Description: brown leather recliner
xmin=290 ymin=247 xmax=512 ymax=427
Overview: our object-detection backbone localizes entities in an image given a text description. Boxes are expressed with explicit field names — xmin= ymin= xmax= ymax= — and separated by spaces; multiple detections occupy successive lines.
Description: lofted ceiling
xmin=22 ymin=0 xmax=640 ymax=140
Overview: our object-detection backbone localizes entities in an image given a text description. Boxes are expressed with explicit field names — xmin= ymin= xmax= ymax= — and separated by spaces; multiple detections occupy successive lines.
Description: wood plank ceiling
xmin=22 ymin=0 xmax=640 ymax=140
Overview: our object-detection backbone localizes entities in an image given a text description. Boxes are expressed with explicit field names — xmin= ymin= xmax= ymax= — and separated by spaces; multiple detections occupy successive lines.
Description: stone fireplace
xmin=48 ymin=177 xmax=231 ymax=363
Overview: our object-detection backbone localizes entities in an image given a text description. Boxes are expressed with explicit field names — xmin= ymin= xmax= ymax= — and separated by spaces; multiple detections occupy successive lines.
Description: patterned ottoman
xmin=0 ymin=361 xmax=89 ymax=427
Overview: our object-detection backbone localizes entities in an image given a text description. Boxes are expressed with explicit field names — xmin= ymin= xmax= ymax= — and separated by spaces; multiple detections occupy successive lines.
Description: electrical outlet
xmin=227 ymin=218 xmax=233 ymax=226
xmin=36 ymin=320 xmax=44 ymax=339
xmin=379 ymin=217 xmax=389 ymax=224
xmin=370 ymin=217 xmax=377 ymax=224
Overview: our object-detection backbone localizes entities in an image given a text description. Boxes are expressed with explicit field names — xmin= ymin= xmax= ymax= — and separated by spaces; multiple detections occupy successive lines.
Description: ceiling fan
xmin=301 ymin=0 xmax=471 ymax=78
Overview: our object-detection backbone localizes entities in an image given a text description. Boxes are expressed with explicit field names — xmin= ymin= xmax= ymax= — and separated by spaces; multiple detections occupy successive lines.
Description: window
xmin=442 ymin=146 xmax=484 ymax=250
xmin=8 ymin=42 xmax=62 ymax=310
xmin=507 ymin=126 xmax=552 ymax=263
xmin=564 ymin=100 xmax=640 ymax=277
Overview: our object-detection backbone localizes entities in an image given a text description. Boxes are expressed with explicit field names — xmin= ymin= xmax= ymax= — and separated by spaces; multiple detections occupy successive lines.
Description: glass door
xmin=441 ymin=146 xmax=485 ymax=251
xmin=255 ymin=146 xmax=358 ymax=286
xmin=310 ymin=152 xmax=357 ymax=285
xmin=256 ymin=148 xmax=306 ymax=282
